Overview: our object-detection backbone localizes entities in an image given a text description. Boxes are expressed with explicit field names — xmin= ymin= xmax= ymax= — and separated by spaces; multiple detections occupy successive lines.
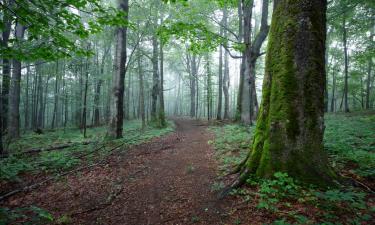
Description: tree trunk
xmin=331 ymin=68 xmax=336 ymax=112
xmin=8 ymin=23 xmax=25 ymax=139
xmin=217 ymin=29 xmax=223 ymax=120
xmin=51 ymin=61 xmax=59 ymax=129
xmin=206 ymin=54 xmax=213 ymax=120
xmin=1 ymin=4 xmax=12 ymax=133
xmin=236 ymin=0 xmax=245 ymax=121
xmin=36 ymin=65 xmax=44 ymax=129
xmin=342 ymin=12 xmax=349 ymax=113
xmin=82 ymin=56 xmax=90 ymax=138
xmin=237 ymin=0 xmax=335 ymax=186
xmin=24 ymin=65 xmax=30 ymax=130
xmin=190 ymin=55 xmax=197 ymax=118
xmin=365 ymin=24 xmax=373 ymax=109
xmin=107 ymin=0 xmax=128 ymax=139
xmin=223 ymin=6 xmax=230 ymax=120
xmin=151 ymin=35 xmax=159 ymax=123
xmin=159 ymin=41 xmax=166 ymax=127
xmin=137 ymin=50 xmax=146 ymax=130
xmin=240 ymin=0 xmax=254 ymax=124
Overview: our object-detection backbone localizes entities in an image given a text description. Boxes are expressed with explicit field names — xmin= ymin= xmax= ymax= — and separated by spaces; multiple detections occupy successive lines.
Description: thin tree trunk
xmin=342 ymin=12 xmax=350 ymax=112
xmin=190 ymin=55 xmax=197 ymax=118
xmin=82 ymin=56 xmax=89 ymax=138
xmin=51 ymin=61 xmax=59 ymax=129
xmin=331 ymin=68 xmax=336 ymax=112
xmin=8 ymin=23 xmax=25 ymax=139
xmin=236 ymin=0 xmax=245 ymax=121
xmin=24 ymin=65 xmax=30 ymax=130
xmin=107 ymin=0 xmax=128 ymax=139
xmin=217 ymin=29 xmax=223 ymax=120
xmin=366 ymin=23 xmax=373 ymax=109
xmin=1 ymin=4 xmax=12 ymax=133
xmin=240 ymin=0 xmax=254 ymax=124
xmin=206 ymin=54 xmax=212 ymax=120
xmin=223 ymin=6 xmax=230 ymax=120
xmin=159 ymin=42 xmax=166 ymax=126
xmin=137 ymin=50 xmax=146 ymax=130
xmin=151 ymin=35 xmax=159 ymax=122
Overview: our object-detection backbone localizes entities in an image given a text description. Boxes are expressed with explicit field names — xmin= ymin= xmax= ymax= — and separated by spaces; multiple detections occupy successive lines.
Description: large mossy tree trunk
xmin=238 ymin=0 xmax=335 ymax=186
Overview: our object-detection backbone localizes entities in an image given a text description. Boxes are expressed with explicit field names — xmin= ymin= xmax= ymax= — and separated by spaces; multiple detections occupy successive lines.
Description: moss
xmin=241 ymin=0 xmax=335 ymax=186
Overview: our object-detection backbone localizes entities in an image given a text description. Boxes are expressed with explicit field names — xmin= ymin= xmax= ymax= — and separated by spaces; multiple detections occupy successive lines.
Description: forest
xmin=0 ymin=0 xmax=374 ymax=224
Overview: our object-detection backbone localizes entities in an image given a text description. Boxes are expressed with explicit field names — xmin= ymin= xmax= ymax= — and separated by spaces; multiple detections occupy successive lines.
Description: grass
xmin=208 ymin=124 xmax=254 ymax=174
xmin=210 ymin=112 xmax=375 ymax=179
xmin=209 ymin=112 xmax=375 ymax=224
xmin=0 ymin=120 xmax=174 ymax=182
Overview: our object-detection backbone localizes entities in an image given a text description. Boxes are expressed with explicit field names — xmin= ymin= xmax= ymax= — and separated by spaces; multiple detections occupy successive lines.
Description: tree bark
xmin=217 ymin=29 xmax=223 ymax=120
xmin=159 ymin=41 xmax=166 ymax=127
xmin=107 ymin=0 xmax=128 ymax=139
xmin=331 ymin=68 xmax=337 ymax=112
xmin=342 ymin=11 xmax=350 ymax=112
xmin=51 ymin=61 xmax=59 ymax=129
xmin=237 ymin=0 xmax=335 ymax=186
xmin=151 ymin=35 xmax=159 ymax=123
xmin=82 ymin=55 xmax=90 ymax=138
xmin=1 ymin=1 xmax=12 ymax=133
xmin=8 ymin=23 xmax=25 ymax=139
xmin=235 ymin=0 xmax=245 ymax=121
xmin=240 ymin=0 xmax=254 ymax=124
xmin=206 ymin=54 xmax=213 ymax=120
xmin=137 ymin=50 xmax=146 ymax=130
xmin=365 ymin=25 xmax=373 ymax=109
xmin=190 ymin=55 xmax=197 ymax=118
xmin=223 ymin=6 xmax=230 ymax=120
xmin=24 ymin=65 xmax=30 ymax=130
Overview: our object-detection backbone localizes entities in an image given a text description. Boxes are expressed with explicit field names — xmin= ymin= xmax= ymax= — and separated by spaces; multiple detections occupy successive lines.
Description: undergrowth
xmin=0 ymin=120 xmax=174 ymax=224
xmin=209 ymin=113 xmax=375 ymax=224
xmin=1 ymin=120 xmax=174 ymax=182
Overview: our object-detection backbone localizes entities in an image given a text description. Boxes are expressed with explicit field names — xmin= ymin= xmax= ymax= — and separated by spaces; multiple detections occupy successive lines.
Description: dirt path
xmin=7 ymin=119 xmax=232 ymax=224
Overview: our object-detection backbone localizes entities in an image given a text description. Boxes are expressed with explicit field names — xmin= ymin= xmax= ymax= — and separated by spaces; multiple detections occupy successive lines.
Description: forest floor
xmin=1 ymin=114 xmax=374 ymax=224
xmin=2 ymin=119 xmax=256 ymax=225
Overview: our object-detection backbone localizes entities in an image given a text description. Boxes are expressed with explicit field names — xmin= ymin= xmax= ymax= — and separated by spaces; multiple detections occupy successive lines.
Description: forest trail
xmin=9 ymin=119 xmax=230 ymax=224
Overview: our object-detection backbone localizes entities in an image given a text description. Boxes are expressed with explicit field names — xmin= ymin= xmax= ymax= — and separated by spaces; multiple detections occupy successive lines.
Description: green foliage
xmin=211 ymin=181 xmax=225 ymax=191
xmin=211 ymin=113 xmax=375 ymax=179
xmin=0 ymin=0 xmax=130 ymax=61
xmin=247 ymin=173 xmax=371 ymax=224
xmin=0 ymin=156 xmax=33 ymax=181
xmin=248 ymin=172 xmax=301 ymax=212
xmin=0 ymin=206 xmax=53 ymax=225
xmin=324 ymin=113 xmax=375 ymax=178
xmin=209 ymin=124 xmax=254 ymax=172
xmin=210 ymin=114 xmax=375 ymax=224
xmin=0 ymin=120 xmax=174 ymax=182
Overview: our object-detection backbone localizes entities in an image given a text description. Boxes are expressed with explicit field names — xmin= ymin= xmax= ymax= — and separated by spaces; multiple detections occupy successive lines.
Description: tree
xmin=239 ymin=0 xmax=269 ymax=124
xmin=107 ymin=0 xmax=129 ymax=139
xmin=223 ymin=6 xmax=230 ymax=120
xmin=233 ymin=0 xmax=336 ymax=188
xmin=8 ymin=22 xmax=25 ymax=139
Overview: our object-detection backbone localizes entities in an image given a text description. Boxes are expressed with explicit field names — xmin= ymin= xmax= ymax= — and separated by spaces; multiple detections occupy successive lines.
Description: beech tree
xmin=233 ymin=0 xmax=336 ymax=187
xmin=107 ymin=0 xmax=129 ymax=139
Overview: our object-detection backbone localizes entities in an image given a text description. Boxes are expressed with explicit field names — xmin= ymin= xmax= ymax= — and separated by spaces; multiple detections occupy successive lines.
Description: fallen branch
xmin=23 ymin=141 xmax=94 ymax=154
xmin=0 ymin=142 xmax=126 ymax=202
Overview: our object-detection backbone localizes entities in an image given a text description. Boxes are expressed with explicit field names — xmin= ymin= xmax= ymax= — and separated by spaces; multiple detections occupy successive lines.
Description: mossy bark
xmin=241 ymin=0 xmax=336 ymax=186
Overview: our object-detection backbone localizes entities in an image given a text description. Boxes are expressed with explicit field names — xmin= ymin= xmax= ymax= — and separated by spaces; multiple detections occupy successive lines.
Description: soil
xmin=3 ymin=119 xmax=269 ymax=225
